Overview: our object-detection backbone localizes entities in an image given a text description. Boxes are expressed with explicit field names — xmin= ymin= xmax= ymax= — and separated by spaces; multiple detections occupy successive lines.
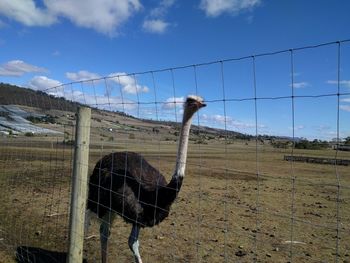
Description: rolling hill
xmin=0 ymin=82 xmax=255 ymax=141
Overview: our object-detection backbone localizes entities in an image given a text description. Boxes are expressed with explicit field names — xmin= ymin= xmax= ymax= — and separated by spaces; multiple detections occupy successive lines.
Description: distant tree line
xmin=26 ymin=114 xmax=57 ymax=124
xmin=0 ymin=82 xmax=80 ymax=111
xmin=271 ymin=139 xmax=332 ymax=150
xmin=345 ymin=136 xmax=350 ymax=145
xmin=294 ymin=139 xmax=330 ymax=150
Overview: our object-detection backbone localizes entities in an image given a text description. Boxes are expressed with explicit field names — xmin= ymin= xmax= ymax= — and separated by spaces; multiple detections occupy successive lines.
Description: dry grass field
xmin=0 ymin=107 xmax=349 ymax=263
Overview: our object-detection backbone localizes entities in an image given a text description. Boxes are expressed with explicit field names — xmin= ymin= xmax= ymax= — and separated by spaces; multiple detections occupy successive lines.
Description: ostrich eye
xmin=186 ymin=98 xmax=196 ymax=103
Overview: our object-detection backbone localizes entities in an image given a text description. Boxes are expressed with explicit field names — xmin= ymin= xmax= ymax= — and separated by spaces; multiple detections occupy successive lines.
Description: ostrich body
xmin=85 ymin=95 xmax=206 ymax=263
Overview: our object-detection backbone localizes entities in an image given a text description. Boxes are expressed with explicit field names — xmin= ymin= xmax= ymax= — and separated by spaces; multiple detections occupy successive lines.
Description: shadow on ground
xmin=16 ymin=246 xmax=87 ymax=263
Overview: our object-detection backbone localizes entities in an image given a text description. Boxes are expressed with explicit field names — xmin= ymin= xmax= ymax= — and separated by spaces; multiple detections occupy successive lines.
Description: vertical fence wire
xmin=0 ymin=39 xmax=350 ymax=262
xmin=171 ymin=69 xmax=178 ymax=123
xmin=334 ymin=41 xmax=341 ymax=263
xmin=219 ymin=61 xmax=230 ymax=261
xmin=150 ymin=71 xmax=166 ymax=263
xmin=170 ymin=68 xmax=182 ymax=263
xmin=252 ymin=55 xmax=261 ymax=262
xmin=289 ymin=49 xmax=297 ymax=262
xmin=193 ymin=65 xmax=203 ymax=263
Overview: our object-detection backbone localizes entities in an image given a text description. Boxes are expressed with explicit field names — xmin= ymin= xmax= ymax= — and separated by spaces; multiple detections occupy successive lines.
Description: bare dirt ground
xmin=0 ymin=108 xmax=349 ymax=263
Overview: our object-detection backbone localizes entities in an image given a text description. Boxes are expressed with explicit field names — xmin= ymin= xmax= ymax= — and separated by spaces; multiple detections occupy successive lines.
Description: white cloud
xmin=92 ymin=95 xmax=136 ymax=111
xmin=0 ymin=0 xmax=142 ymax=35
xmin=340 ymin=105 xmax=350 ymax=112
xmin=314 ymin=125 xmax=331 ymax=132
xmin=150 ymin=0 xmax=175 ymax=17
xmin=0 ymin=18 xmax=6 ymax=28
xmin=246 ymin=14 xmax=254 ymax=24
xmin=0 ymin=60 xmax=47 ymax=76
xmin=201 ymin=113 xmax=265 ymax=130
xmin=109 ymin=72 xmax=149 ymax=95
xmin=290 ymin=72 xmax=301 ymax=77
xmin=27 ymin=76 xmax=62 ymax=91
xmin=143 ymin=0 xmax=174 ymax=34
xmin=203 ymin=114 xmax=231 ymax=124
xmin=200 ymin=0 xmax=261 ymax=17
xmin=289 ymin=125 xmax=305 ymax=131
xmin=65 ymin=90 xmax=136 ymax=111
xmin=66 ymin=70 xmax=101 ymax=82
xmin=143 ymin=19 xmax=169 ymax=34
xmin=45 ymin=0 xmax=142 ymax=35
xmin=340 ymin=98 xmax=350 ymax=103
xmin=52 ymin=50 xmax=60 ymax=56
xmin=318 ymin=130 xmax=338 ymax=140
xmin=0 ymin=0 xmax=56 ymax=26
xmin=327 ymin=80 xmax=350 ymax=88
xmin=27 ymin=76 xmax=137 ymax=111
xmin=291 ymin=82 xmax=309 ymax=89
xmin=162 ymin=96 xmax=185 ymax=109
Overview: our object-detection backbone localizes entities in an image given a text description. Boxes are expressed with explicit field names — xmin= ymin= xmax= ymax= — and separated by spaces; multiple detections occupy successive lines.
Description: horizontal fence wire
xmin=0 ymin=38 xmax=349 ymax=263
xmin=40 ymin=39 xmax=350 ymax=93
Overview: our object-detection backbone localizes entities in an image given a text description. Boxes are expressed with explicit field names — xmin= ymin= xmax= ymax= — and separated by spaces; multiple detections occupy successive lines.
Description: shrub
xmin=63 ymin=139 xmax=75 ymax=145
xmin=271 ymin=141 xmax=291 ymax=149
xmin=345 ymin=136 xmax=350 ymax=145
xmin=27 ymin=114 xmax=56 ymax=124
xmin=194 ymin=139 xmax=207 ymax=144
xmin=294 ymin=139 xmax=329 ymax=150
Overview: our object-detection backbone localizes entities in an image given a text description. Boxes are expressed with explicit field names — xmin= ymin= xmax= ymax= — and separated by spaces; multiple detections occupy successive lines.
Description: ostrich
xmin=85 ymin=95 xmax=206 ymax=263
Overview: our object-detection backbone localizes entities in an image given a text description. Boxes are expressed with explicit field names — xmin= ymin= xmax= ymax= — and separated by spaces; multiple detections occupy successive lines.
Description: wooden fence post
xmin=68 ymin=106 xmax=91 ymax=263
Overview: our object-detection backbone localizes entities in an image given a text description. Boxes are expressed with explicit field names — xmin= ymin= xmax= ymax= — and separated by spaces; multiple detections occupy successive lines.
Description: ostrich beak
xmin=199 ymin=102 xmax=206 ymax=108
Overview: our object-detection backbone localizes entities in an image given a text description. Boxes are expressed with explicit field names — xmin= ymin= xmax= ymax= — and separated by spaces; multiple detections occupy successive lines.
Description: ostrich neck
xmin=173 ymin=112 xmax=193 ymax=179
xmin=157 ymin=109 xmax=195 ymax=210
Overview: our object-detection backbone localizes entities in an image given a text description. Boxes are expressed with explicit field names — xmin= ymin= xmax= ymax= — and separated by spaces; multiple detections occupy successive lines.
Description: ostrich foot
xmin=128 ymin=225 xmax=142 ymax=263
xmin=131 ymin=240 xmax=142 ymax=263
xmin=85 ymin=234 xmax=98 ymax=240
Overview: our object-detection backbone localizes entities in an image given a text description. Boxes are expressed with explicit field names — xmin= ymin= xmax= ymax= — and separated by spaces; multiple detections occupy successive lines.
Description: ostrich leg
xmin=84 ymin=209 xmax=91 ymax=237
xmin=128 ymin=224 xmax=143 ymax=263
xmin=100 ymin=212 xmax=115 ymax=263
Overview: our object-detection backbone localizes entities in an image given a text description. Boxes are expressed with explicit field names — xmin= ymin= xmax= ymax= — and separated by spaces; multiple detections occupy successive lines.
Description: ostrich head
xmin=183 ymin=95 xmax=206 ymax=119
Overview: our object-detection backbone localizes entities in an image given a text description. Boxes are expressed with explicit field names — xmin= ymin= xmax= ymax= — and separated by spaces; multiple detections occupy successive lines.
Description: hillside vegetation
xmin=0 ymin=83 xmax=79 ymax=112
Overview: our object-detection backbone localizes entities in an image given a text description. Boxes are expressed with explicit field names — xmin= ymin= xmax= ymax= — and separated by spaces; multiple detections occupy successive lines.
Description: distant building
xmin=336 ymin=144 xmax=350 ymax=151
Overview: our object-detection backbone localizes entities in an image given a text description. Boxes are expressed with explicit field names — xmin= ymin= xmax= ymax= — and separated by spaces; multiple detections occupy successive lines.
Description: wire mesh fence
xmin=0 ymin=39 xmax=350 ymax=262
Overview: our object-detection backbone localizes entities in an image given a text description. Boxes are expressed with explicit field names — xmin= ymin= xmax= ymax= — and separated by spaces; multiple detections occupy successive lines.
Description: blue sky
xmin=0 ymin=0 xmax=349 ymax=140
